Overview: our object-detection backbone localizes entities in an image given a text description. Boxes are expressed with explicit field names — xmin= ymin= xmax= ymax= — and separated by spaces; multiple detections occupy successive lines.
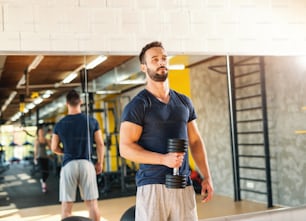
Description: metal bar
xmin=208 ymin=66 xmax=227 ymax=74
xmin=239 ymin=154 xmax=265 ymax=158
xmin=226 ymin=55 xmax=241 ymax=201
xmin=239 ymin=166 xmax=265 ymax=170
xmin=240 ymin=177 xmax=266 ymax=182
xmin=187 ymin=56 xmax=221 ymax=68
xmin=236 ymin=106 xmax=262 ymax=112
xmin=238 ymin=143 xmax=264 ymax=146
xmin=36 ymin=108 xmax=39 ymax=127
xmin=235 ymin=63 xmax=260 ymax=67
xmin=259 ymin=57 xmax=273 ymax=208
xmin=236 ymin=94 xmax=261 ymax=100
xmin=235 ymin=70 xmax=260 ymax=78
xmin=83 ymin=67 xmax=92 ymax=163
xmin=237 ymin=131 xmax=263 ymax=134
xmin=103 ymin=101 xmax=111 ymax=172
xmin=233 ymin=56 xmax=258 ymax=65
xmin=235 ymin=82 xmax=260 ymax=89
xmin=241 ymin=188 xmax=267 ymax=195
xmin=237 ymin=119 xmax=263 ymax=123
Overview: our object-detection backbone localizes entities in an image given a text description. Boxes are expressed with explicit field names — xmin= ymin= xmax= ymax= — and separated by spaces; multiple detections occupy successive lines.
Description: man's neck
xmin=68 ymin=107 xmax=81 ymax=115
xmin=146 ymin=80 xmax=170 ymax=103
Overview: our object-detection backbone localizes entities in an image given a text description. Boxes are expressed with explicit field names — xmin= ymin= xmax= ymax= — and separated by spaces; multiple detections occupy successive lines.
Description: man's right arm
xmin=51 ymin=134 xmax=63 ymax=155
xmin=119 ymin=121 xmax=183 ymax=168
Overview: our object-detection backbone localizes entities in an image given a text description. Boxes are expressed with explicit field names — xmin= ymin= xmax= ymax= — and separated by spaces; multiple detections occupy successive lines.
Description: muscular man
xmin=119 ymin=41 xmax=214 ymax=221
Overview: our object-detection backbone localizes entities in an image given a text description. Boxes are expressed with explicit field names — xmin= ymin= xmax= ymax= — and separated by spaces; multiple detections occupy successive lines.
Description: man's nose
xmin=159 ymin=60 xmax=166 ymax=66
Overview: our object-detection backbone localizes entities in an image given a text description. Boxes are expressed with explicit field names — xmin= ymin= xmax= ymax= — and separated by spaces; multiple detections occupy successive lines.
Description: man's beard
xmin=147 ymin=66 xmax=168 ymax=82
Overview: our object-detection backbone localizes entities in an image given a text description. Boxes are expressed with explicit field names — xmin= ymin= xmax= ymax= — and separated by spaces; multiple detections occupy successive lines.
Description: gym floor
xmin=0 ymin=162 xmax=279 ymax=221
xmin=0 ymin=194 xmax=277 ymax=221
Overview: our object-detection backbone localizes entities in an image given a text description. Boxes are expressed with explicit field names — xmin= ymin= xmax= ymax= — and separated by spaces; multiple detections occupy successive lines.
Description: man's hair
xmin=139 ymin=41 xmax=164 ymax=64
xmin=66 ymin=89 xmax=80 ymax=106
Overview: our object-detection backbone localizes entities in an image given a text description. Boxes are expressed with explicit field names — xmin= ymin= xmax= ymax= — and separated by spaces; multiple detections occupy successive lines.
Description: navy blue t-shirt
xmin=121 ymin=89 xmax=197 ymax=187
xmin=53 ymin=113 xmax=99 ymax=167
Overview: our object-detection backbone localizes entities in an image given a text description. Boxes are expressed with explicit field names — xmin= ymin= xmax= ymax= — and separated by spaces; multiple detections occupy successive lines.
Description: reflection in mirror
xmin=188 ymin=55 xmax=306 ymax=208
xmin=0 ymin=55 xmax=305 ymax=219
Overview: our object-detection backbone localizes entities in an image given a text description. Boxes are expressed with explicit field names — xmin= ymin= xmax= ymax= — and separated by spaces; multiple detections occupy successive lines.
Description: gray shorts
xmin=136 ymin=184 xmax=198 ymax=221
xmin=59 ymin=159 xmax=99 ymax=202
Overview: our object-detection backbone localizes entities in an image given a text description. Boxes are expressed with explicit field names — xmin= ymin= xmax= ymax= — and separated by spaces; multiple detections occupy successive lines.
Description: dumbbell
xmin=165 ymin=138 xmax=188 ymax=189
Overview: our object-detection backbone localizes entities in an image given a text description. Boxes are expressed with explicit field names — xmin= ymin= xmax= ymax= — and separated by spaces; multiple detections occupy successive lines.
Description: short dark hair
xmin=66 ymin=90 xmax=80 ymax=106
xmin=139 ymin=41 xmax=164 ymax=64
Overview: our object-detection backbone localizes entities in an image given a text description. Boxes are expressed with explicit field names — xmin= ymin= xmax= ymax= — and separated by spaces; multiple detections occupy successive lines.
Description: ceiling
xmin=0 ymin=55 xmax=135 ymax=125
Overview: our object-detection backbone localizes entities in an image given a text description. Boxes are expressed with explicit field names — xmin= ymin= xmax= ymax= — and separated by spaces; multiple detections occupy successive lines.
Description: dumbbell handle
xmin=173 ymin=167 xmax=179 ymax=175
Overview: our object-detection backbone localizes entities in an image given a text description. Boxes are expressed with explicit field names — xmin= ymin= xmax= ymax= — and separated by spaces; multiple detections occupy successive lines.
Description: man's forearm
xmin=96 ymin=144 xmax=104 ymax=165
xmin=52 ymin=146 xmax=63 ymax=155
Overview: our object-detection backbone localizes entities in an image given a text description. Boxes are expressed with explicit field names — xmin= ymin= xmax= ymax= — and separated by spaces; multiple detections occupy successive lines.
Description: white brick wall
xmin=0 ymin=0 xmax=306 ymax=55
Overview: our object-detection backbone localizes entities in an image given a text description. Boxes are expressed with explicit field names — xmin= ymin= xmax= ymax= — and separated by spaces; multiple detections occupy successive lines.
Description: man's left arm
xmin=94 ymin=129 xmax=105 ymax=175
xmin=188 ymin=120 xmax=214 ymax=203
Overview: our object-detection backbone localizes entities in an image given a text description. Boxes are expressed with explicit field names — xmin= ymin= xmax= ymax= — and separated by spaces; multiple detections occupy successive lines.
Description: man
xmin=51 ymin=89 xmax=105 ymax=221
xmin=119 ymin=41 xmax=214 ymax=221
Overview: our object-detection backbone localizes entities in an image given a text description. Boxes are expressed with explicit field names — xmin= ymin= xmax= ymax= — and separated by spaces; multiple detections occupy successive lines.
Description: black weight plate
xmin=166 ymin=179 xmax=187 ymax=184
xmin=165 ymin=174 xmax=186 ymax=179
xmin=168 ymin=140 xmax=187 ymax=144
xmin=165 ymin=181 xmax=184 ymax=187
xmin=168 ymin=138 xmax=186 ymax=141
xmin=166 ymin=174 xmax=187 ymax=181
xmin=165 ymin=182 xmax=187 ymax=189
xmin=168 ymin=143 xmax=187 ymax=147
xmin=167 ymin=147 xmax=188 ymax=153
xmin=168 ymin=143 xmax=188 ymax=148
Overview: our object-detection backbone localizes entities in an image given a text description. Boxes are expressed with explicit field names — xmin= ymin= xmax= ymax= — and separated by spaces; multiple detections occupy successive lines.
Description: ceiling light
xmin=28 ymin=55 xmax=44 ymax=72
xmin=33 ymin=97 xmax=43 ymax=105
xmin=62 ymin=72 xmax=78 ymax=84
xmin=168 ymin=64 xmax=185 ymax=70
xmin=26 ymin=103 xmax=35 ymax=110
xmin=86 ymin=56 xmax=107 ymax=69
xmin=11 ymin=112 xmax=22 ymax=122
xmin=1 ymin=91 xmax=17 ymax=112
xmin=96 ymin=90 xmax=121 ymax=95
xmin=116 ymin=80 xmax=147 ymax=85
xmin=17 ymin=75 xmax=26 ymax=87
xmin=42 ymin=90 xmax=53 ymax=99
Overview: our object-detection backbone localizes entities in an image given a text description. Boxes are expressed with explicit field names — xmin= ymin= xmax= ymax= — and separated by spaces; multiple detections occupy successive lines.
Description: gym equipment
xmin=120 ymin=205 xmax=135 ymax=221
xmin=61 ymin=216 xmax=92 ymax=221
xmin=165 ymin=138 xmax=188 ymax=189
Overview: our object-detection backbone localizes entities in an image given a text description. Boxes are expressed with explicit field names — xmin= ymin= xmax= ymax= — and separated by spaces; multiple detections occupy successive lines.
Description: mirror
xmin=0 ymin=54 xmax=305 ymax=218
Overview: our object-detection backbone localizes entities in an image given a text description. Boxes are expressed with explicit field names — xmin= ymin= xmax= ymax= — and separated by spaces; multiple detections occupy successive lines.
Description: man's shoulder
xmin=127 ymin=89 xmax=150 ymax=106
xmin=171 ymin=90 xmax=190 ymax=102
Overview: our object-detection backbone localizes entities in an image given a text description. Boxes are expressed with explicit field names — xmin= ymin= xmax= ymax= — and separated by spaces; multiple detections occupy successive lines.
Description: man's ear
xmin=140 ymin=64 xmax=147 ymax=73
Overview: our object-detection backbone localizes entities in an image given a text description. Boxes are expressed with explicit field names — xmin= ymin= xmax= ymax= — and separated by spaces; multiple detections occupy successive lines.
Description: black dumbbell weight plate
xmin=165 ymin=182 xmax=187 ymax=188
xmin=165 ymin=174 xmax=187 ymax=182
xmin=167 ymin=147 xmax=188 ymax=153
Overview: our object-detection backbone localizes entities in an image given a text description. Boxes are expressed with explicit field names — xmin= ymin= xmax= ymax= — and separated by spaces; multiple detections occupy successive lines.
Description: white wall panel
xmin=0 ymin=0 xmax=306 ymax=55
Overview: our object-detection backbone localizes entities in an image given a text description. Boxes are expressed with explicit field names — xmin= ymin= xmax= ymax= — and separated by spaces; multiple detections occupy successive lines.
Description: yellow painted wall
xmin=94 ymin=98 xmax=120 ymax=172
